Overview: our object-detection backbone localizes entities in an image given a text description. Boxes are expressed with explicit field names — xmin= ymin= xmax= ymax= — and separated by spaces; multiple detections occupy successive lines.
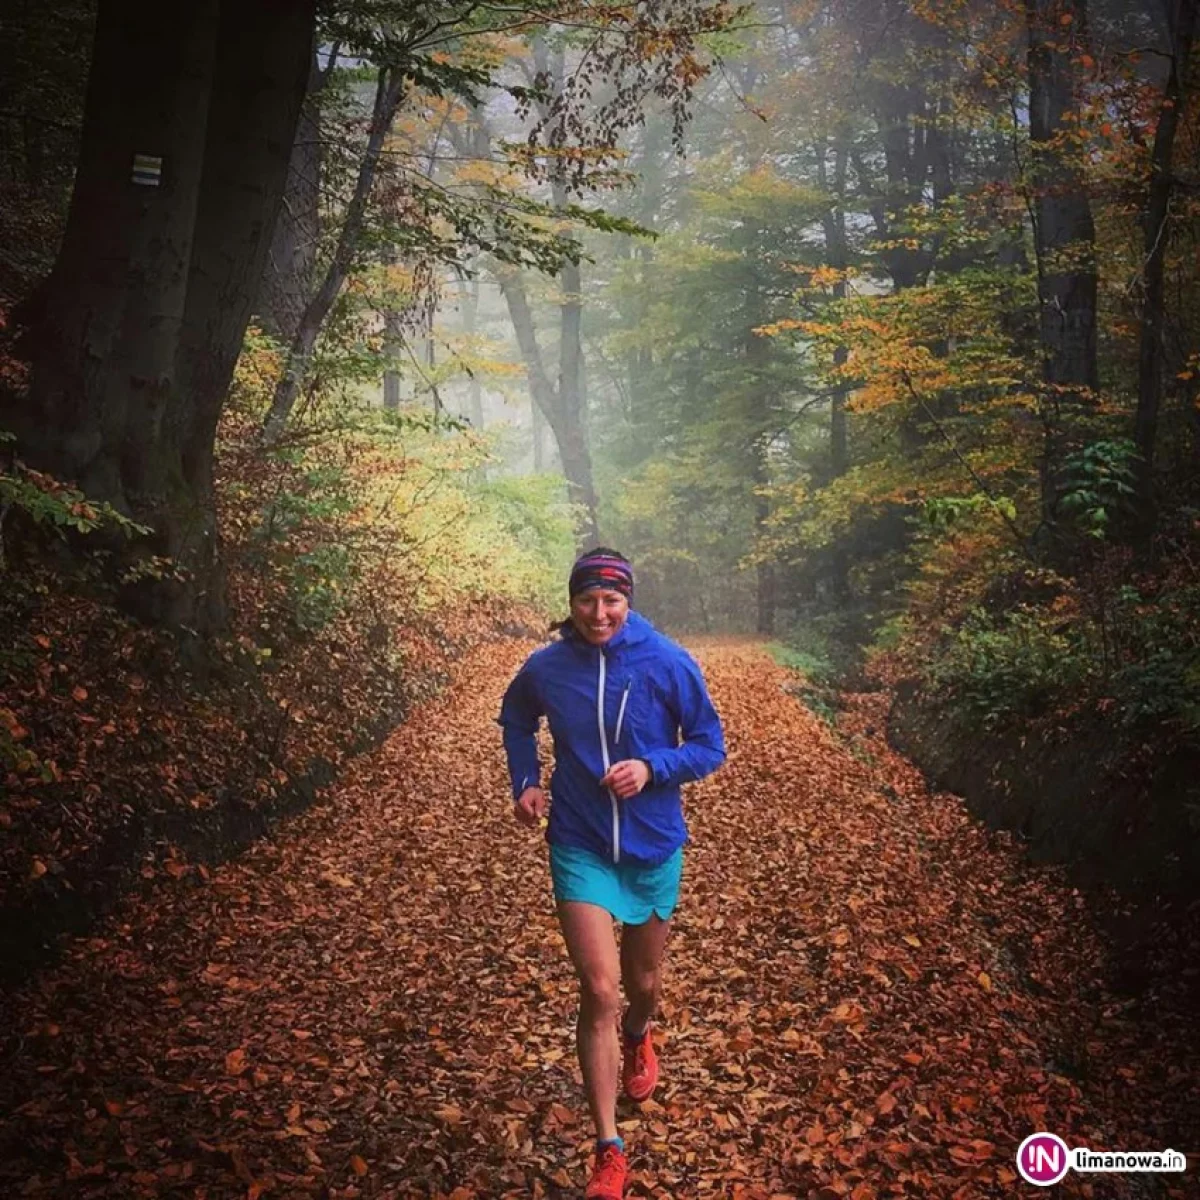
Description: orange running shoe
xmin=622 ymin=1024 xmax=658 ymax=1102
xmin=585 ymin=1142 xmax=628 ymax=1199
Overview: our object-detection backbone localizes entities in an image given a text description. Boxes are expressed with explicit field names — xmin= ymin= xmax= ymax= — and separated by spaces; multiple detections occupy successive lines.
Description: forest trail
xmin=1 ymin=639 xmax=1194 ymax=1199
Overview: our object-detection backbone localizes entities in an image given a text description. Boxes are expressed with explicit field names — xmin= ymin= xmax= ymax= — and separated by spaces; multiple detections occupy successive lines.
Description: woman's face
xmin=570 ymin=588 xmax=630 ymax=645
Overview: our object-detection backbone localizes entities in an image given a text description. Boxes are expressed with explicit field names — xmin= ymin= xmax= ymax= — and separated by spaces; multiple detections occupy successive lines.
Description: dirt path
xmin=1 ymin=639 xmax=1194 ymax=1198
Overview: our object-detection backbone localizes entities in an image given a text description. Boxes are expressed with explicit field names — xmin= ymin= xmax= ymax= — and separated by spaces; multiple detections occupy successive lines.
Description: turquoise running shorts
xmin=549 ymin=843 xmax=684 ymax=925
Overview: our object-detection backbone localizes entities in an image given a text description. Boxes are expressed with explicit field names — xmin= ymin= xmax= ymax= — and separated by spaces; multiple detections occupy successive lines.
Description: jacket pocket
xmin=621 ymin=672 xmax=670 ymax=758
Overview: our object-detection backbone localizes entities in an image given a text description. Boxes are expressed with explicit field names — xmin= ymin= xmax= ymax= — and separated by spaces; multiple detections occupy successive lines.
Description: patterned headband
xmin=568 ymin=553 xmax=634 ymax=598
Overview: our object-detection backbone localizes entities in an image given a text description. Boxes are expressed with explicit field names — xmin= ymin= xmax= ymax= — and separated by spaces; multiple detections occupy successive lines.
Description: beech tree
xmin=4 ymin=0 xmax=314 ymax=631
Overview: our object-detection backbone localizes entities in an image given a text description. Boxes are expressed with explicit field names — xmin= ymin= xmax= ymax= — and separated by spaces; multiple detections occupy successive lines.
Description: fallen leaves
xmin=0 ymin=639 xmax=1196 ymax=1198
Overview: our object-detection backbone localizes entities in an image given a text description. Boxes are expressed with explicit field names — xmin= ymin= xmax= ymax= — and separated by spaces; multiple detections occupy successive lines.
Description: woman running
xmin=498 ymin=548 xmax=726 ymax=1199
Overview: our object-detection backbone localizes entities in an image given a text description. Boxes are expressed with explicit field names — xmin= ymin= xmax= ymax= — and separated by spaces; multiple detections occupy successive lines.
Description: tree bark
xmin=744 ymin=270 xmax=776 ymax=636
xmin=1132 ymin=0 xmax=1197 ymax=535
xmin=6 ymin=0 xmax=313 ymax=631
xmin=11 ymin=0 xmax=218 ymax=481
xmin=262 ymin=67 xmax=405 ymax=444
xmin=532 ymin=395 xmax=547 ymax=471
xmin=255 ymin=49 xmax=325 ymax=343
xmin=820 ymin=137 xmax=851 ymax=602
xmin=497 ymin=266 xmax=599 ymax=544
xmin=462 ymin=275 xmax=484 ymax=429
xmin=168 ymin=0 xmax=315 ymax=629
xmin=381 ymin=242 xmax=403 ymax=411
xmin=1025 ymin=0 xmax=1100 ymax=528
xmin=6 ymin=0 xmax=220 ymax=632
xmin=753 ymin=447 xmax=777 ymax=636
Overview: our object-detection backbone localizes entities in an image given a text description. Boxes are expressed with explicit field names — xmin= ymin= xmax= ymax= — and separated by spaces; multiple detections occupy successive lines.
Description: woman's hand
xmin=599 ymin=759 xmax=651 ymax=800
xmin=514 ymin=786 xmax=548 ymax=827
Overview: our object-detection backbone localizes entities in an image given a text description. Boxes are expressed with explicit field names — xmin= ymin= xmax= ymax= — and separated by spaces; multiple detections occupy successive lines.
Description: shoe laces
xmin=593 ymin=1143 xmax=625 ymax=1185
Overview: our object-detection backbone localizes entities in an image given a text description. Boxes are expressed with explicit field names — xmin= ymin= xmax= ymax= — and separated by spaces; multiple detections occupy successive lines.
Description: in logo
xmin=1017 ymin=1132 xmax=1071 ymax=1186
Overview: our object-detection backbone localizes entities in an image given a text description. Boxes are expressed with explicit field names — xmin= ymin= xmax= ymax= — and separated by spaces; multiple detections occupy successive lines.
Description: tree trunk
xmin=255 ymin=50 xmax=324 ymax=343
xmin=425 ymin=307 xmax=442 ymax=417
xmin=382 ymin=309 xmax=403 ymax=410
xmin=9 ymin=0 xmax=219 ymax=624
xmin=381 ymin=243 xmax=403 ymax=410
xmin=12 ymin=0 xmax=219 ymax=486
xmin=497 ymin=266 xmax=599 ymax=545
xmin=820 ymin=138 xmax=851 ymax=602
xmin=170 ymin=0 xmax=315 ymax=629
xmin=820 ymin=140 xmax=851 ymax=480
xmin=1025 ymin=0 xmax=1099 ymax=528
xmin=262 ymin=67 xmax=405 ymax=444
xmin=1132 ymin=0 xmax=1197 ymax=536
xmin=745 ymin=293 xmax=776 ymax=636
xmin=753 ymin=457 xmax=777 ymax=636
xmin=461 ymin=275 xmax=484 ymax=428
xmin=558 ymin=255 xmax=591 ymax=506
xmin=532 ymin=396 xmax=547 ymax=471
xmin=6 ymin=0 xmax=313 ymax=631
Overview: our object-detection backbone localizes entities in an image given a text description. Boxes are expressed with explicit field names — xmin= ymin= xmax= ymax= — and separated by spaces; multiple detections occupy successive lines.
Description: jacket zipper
xmin=615 ymin=681 xmax=630 ymax=744
xmin=597 ymin=649 xmax=620 ymax=863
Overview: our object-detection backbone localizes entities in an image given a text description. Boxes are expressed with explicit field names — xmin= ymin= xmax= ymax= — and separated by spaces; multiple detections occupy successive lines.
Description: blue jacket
xmin=498 ymin=611 xmax=726 ymax=866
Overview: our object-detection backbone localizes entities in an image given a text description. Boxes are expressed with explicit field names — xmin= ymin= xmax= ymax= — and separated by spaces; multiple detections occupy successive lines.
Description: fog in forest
xmin=3 ymin=3 xmax=1200 ymax=1195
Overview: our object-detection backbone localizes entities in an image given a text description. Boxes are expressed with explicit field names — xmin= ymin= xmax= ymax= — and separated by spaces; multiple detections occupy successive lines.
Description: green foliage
xmin=1058 ymin=439 xmax=1139 ymax=539
xmin=766 ymin=640 xmax=835 ymax=688
xmin=224 ymin=322 xmax=576 ymax=637
xmin=927 ymin=606 xmax=1096 ymax=728
xmin=765 ymin=639 xmax=839 ymax=725
xmin=921 ymin=493 xmax=1018 ymax=534
xmin=593 ymin=166 xmax=828 ymax=629
xmin=1108 ymin=584 xmax=1200 ymax=732
xmin=906 ymin=575 xmax=1200 ymax=740
xmin=0 ymin=432 xmax=150 ymax=554
xmin=290 ymin=544 xmax=354 ymax=631
xmin=470 ymin=474 xmax=577 ymax=609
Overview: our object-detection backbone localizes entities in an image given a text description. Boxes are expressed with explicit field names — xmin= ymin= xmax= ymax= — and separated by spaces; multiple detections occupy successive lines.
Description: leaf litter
xmin=0 ymin=638 xmax=1196 ymax=1198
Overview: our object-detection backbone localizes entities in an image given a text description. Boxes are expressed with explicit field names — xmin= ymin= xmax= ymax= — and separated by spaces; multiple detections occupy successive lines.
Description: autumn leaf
xmin=1 ymin=639 xmax=1194 ymax=1199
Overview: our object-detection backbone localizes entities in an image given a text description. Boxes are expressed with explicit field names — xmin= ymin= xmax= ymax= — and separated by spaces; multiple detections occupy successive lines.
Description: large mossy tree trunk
xmin=6 ymin=0 xmax=314 ymax=632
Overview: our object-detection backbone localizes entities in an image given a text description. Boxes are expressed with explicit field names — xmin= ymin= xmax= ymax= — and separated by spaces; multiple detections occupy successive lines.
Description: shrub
xmin=926 ymin=605 xmax=1096 ymax=727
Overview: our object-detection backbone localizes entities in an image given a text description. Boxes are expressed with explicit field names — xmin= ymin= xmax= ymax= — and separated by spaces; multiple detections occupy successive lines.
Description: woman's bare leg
xmin=557 ymin=901 xmax=621 ymax=1141
xmin=619 ymin=914 xmax=672 ymax=1035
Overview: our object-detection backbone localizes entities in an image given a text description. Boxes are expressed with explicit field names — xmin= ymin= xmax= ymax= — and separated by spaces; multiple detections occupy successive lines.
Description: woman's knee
xmin=579 ymin=974 xmax=621 ymax=1021
xmin=623 ymin=966 xmax=659 ymax=1006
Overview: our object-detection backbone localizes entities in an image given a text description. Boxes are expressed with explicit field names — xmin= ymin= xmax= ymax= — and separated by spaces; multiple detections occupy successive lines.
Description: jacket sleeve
xmin=497 ymin=661 xmax=543 ymax=801
xmin=642 ymin=650 xmax=725 ymax=789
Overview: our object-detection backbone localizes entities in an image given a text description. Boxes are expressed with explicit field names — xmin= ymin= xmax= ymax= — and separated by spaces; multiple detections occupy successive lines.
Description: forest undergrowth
xmin=1 ymin=639 xmax=1195 ymax=1199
